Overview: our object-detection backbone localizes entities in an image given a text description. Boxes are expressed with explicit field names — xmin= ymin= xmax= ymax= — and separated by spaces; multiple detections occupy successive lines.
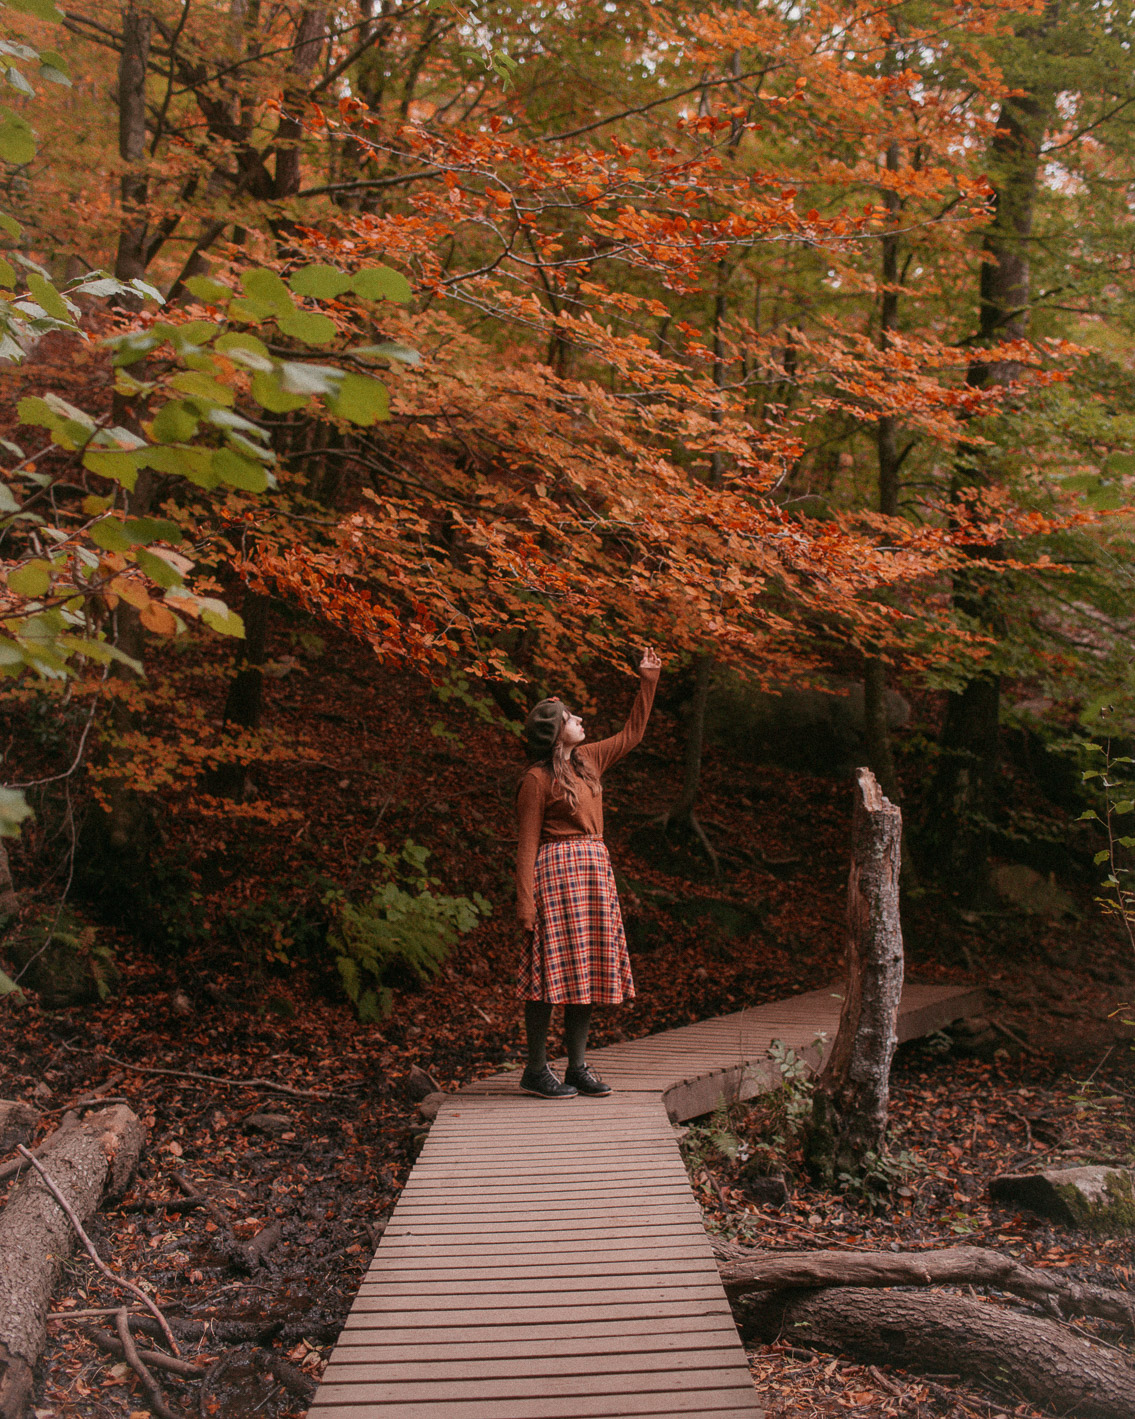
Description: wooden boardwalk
xmin=310 ymin=981 xmax=981 ymax=1418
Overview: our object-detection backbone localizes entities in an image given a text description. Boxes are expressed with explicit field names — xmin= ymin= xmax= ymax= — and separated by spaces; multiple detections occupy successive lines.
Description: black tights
xmin=525 ymin=1002 xmax=593 ymax=1072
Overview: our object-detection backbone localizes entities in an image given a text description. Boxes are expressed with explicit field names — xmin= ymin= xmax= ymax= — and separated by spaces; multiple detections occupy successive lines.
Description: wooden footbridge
xmin=310 ymin=981 xmax=981 ymax=1419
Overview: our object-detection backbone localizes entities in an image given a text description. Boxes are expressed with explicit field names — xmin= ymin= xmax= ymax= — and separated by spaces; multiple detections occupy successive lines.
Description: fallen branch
xmin=115 ymin=1307 xmax=181 ymax=1419
xmin=56 ymin=1042 xmax=348 ymax=1099
xmin=15 ymin=1146 xmax=178 ymax=1354
xmin=718 ymin=1245 xmax=1135 ymax=1331
xmin=0 ymin=1105 xmax=145 ymax=1419
xmin=740 ymin=1286 xmax=1135 ymax=1419
xmin=75 ymin=1321 xmax=205 ymax=1378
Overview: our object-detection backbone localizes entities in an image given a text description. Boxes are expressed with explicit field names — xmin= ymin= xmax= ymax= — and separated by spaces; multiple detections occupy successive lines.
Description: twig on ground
xmin=115 ymin=1306 xmax=182 ymax=1419
xmin=15 ymin=1145 xmax=180 ymax=1354
xmin=78 ymin=1320 xmax=207 ymax=1378
xmin=56 ymin=1040 xmax=351 ymax=1099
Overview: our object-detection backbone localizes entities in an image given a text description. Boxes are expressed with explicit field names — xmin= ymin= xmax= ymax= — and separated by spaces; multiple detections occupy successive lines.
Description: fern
xmin=330 ymin=841 xmax=491 ymax=1020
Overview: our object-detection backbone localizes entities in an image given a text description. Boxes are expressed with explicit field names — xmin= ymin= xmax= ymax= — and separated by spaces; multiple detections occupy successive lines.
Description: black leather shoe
xmin=519 ymin=1065 xmax=578 ymax=1098
xmin=563 ymin=1064 xmax=612 ymax=1096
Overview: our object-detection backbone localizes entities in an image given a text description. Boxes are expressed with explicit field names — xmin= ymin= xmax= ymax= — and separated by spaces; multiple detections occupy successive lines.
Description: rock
xmin=243 ymin=1112 xmax=292 ymax=1137
xmin=989 ymin=864 xmax=1076 ymax=919
xmin=171 ymin=989 xmax=192 ymax=1016
xmin=740 ymin=1170 xmax=790 ymax=1207
xmin=405 ymin=1064 xmax=441 ymax=1102
xmin=990 ymin=1166 xmax=1135 ymax=1233
xmin=0 ymin=1100 xmax=38 ymax=1155
xmin=417 ymin=1091 xmax=447 ymax=1121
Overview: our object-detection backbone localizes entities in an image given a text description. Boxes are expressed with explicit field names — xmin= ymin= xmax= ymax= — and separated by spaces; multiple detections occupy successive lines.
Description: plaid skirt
xmin=517 ymin=836 xmax=635 ymax=1004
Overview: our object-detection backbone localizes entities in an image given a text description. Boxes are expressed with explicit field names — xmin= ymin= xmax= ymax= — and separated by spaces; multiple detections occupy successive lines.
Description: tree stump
xmin=805 ymin=766 xmax=904 ymax=1185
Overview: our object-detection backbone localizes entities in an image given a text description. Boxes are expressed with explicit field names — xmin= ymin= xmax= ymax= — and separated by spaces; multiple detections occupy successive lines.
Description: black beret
xmin=524 ymin=697 xmax=569 ymax=751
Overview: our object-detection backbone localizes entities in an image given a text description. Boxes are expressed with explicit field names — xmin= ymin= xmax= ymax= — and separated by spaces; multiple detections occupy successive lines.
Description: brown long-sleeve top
xmin=515 ymin=671 xmax=659 ymax=930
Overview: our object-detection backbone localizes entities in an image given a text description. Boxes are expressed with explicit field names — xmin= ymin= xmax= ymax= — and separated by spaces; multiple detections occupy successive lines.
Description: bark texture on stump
xmin=806 ymin=767 xmax=903 ymax=1184
xmin=0 ymin=1105 xmax=145 ymax=1419
xmin=741 ymin=1286 xmax=1135 ymax=1419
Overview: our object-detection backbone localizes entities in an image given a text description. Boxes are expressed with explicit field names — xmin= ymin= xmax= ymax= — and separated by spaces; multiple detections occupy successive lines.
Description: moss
xmin=1052 ymin=1169 xmax=1135 ymax=1234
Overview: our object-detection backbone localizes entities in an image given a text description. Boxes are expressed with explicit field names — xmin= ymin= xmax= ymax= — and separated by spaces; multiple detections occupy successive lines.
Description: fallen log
xmin=0 ymin=1104 xmax=145 ymax=1419
xmin=740 ymin=1286 xmax=1135 ymax=1419
xmin=718 ymin=1245 xmax=1135 ymax=1330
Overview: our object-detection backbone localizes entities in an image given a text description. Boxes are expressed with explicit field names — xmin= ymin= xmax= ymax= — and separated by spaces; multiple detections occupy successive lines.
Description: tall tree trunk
xmin=863 ymin=138 xmax=902 ymax=805
xmin=806 ymin=767 xmax=904 ymax=1184
xmin=113 ymin=3 xmax=151 ymax=294
xmin=273 ymin=7 xmax=328 ymax=203
xmin=665 ymin=262 xmax=729 ymax=875
xmin=922 ymin=84 xmax=1053 ymax=900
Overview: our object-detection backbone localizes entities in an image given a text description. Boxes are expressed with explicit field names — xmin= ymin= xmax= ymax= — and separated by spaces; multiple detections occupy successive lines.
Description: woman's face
xmin=559 ymin=711 xmax=586 ymax=748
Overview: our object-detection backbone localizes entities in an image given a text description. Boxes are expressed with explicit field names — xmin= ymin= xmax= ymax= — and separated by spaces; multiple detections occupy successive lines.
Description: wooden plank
xmin=344 ymin=1300 xmax=735 ymax=1323
xmin=337 ymin=1316 xmax=744 ymax=1343
xmin=328 ymin=1336 xmax=743 ymax=1366
xmin=310 ymin=1390 xmax=761 ymax=1417
xmin=314 ymin=1369 xmax=758 ymax=1402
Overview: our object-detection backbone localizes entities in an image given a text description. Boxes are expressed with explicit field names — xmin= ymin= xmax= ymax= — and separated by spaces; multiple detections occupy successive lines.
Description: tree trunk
xmin=665 ymin=655 xmax=719 ymax=877
xmin=806 ymin=767 xmax=903 ymax=1184
xmin=113 ymin=3 xmax=151 ymax=294
xmin=273 ymin=7 xmax=328 ymax=203
xmin=923 ymin=78 xmax=1054 ymax=898
xmin=0 ymin=1106 xmax=145 ymax=1419
xmin=717 ymin=1245 xmax=1135 ymax=1331
xmin=740 ymin=1286 xmax=1135 ymax=1419
xmin=222 ymin=589 xmax=270 ymax=732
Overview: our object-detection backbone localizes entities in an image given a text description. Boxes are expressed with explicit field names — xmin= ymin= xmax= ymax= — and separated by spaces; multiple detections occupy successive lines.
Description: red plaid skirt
xmin=517 ymin=836 xmax=635 ymax=1004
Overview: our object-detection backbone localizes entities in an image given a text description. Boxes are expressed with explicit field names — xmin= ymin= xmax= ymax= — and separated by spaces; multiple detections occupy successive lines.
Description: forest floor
xmin=2 ymin=647 xmax=1135 ymax=1418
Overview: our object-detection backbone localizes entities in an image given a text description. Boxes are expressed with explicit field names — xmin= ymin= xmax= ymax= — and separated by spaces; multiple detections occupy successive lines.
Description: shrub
xmin=330 ymin=840 xmax=490 ymax=1022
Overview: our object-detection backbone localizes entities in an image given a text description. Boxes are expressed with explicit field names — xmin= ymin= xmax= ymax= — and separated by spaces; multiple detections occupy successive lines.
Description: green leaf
xmin=150 ymin=400 xmax=200 ymax=443
xmin=279 ymin=361 xmax=341 ymax=396
xmin=215 ymin=331 xmax=273 ymax=370
xmin=0 ymin=483 xmax=18 ymax=513
xmin=8 ymin=559 xmax=51 ymax=597
xmin=289 ymin=263 xmax=351 ymax=298
xmin=350 ymin=341 xmax=421 ymax=365
xmin=5 ymin=0 xmax=65 ymax=19
xmin=0 ymin=213 xmax=20 ymax=238
xmin=0 ymin=107 xmax=37 ymax=165
xmin=144 ymin=443 xmax=216 ymax=487
xmin=250 ymin=369 xmax=308 ymax=413
xmin=165 ymin=320 xmax=218 ymax=352
xmin=184 ymin=276 xmax=233 ymax=305
xmin=1117 ymin=836 xmax=1135 ymax=850
xmin=82 ymin=448 xmax=146 ymax=490
xmin=277 ymin=308 xmax=337 ymax=345
xmin=135 ymin=547 xmax=185 ymax=588
xmin=328 ymin=373 xmax=390 ymax=426
xmin=124 ymin=515 xmax=182 ymax=546
xmin=351 ymin=265 xmax=412 ymax=303
xmin=199 ymin=600 xmax=245 ymax=637
xmin=0 ymin=257 xmax=15 ymax=288
xmin=0 ymin=785 xmax=32 ymax=839
xmin=1078 ymin=809 xmax=1100 ymax=820
xmin=26 ymin=272 xmax=72 ymax=322
xmin=38 ymin=63 xmax=70 ymax=86
xmin=4 ymin=66 xmax=34 ymax=98
xmin=1094 ymin=849 xmax=1111 ymax=866
xmin=89 ymin=519 xmax=134 ymax=553
xmin=1114 ymin=800 xmax=1134 ymax=816
xmin=211 ymin=448 xmax=268 ymax=492
xmin=169 ymin=370 xmax=235 ymax=407
xmin=0 ymin=965 xmax=24 ymax=998
xmin=241 ymin=268 xmax=294 ymax=316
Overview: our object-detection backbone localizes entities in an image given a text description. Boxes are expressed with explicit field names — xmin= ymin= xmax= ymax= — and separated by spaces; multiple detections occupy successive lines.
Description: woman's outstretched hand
xmin=639 ymin=646 xmax=662 ymax=677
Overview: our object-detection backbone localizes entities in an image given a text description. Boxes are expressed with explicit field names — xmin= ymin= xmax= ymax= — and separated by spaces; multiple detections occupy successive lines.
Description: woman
xmin=515 ymin=648 xmax=662 ymax=1098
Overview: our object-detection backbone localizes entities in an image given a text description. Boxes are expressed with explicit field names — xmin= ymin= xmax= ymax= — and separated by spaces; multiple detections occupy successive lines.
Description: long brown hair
xmin=529 ymin=707 xmax=598 ymax=812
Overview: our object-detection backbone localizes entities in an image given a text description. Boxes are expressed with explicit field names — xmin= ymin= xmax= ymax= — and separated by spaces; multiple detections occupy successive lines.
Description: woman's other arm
xmin=515 ymin=770 xmax=547 ymax=931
